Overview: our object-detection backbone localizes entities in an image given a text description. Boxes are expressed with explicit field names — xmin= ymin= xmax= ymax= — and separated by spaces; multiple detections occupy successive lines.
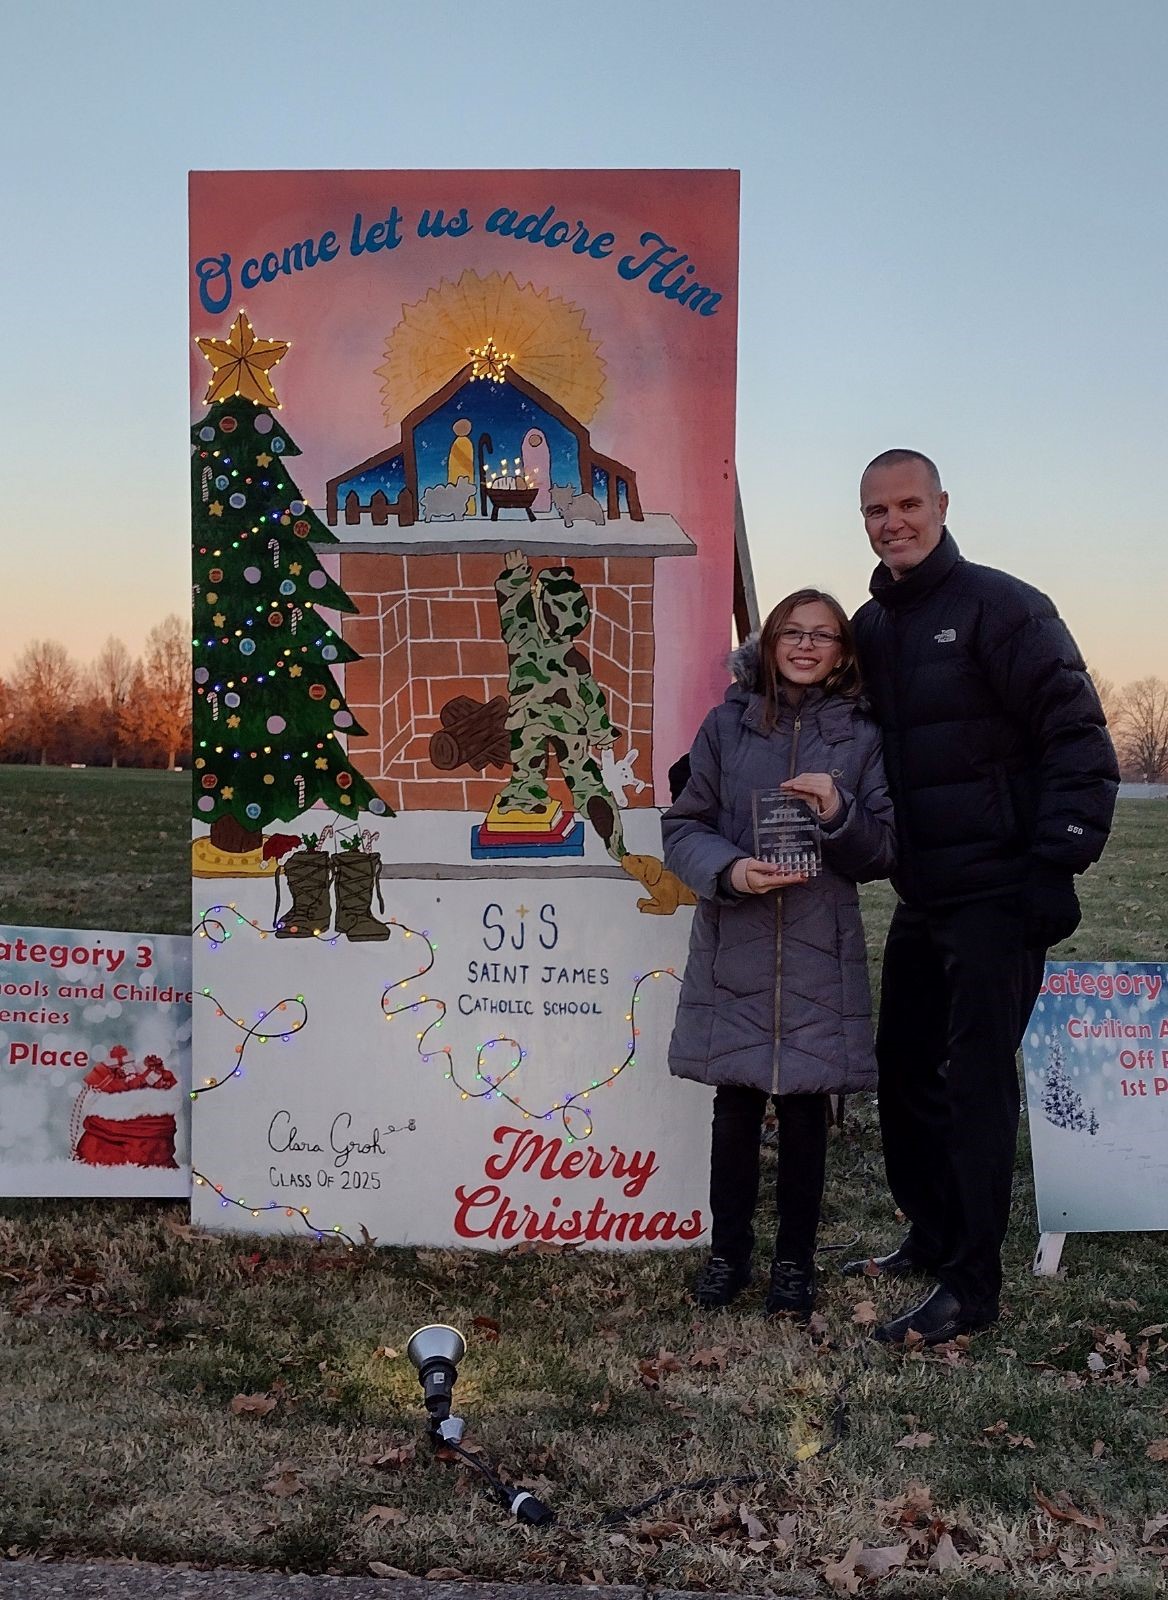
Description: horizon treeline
xmin=1085 ymin=669 xmax=1168 ymax=785
xmin=0 ymin=617 xmax=192 ymax=771
xmin=0 ymin=627 xmax=1164 ymax=785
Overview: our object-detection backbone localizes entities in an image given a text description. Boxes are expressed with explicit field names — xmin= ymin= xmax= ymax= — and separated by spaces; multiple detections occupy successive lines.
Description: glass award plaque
xmin=752 ymin=789 xmax=822 ymax=877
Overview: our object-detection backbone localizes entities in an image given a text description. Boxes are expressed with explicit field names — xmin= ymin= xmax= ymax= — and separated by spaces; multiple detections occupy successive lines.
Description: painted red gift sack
xmin=70 ymin=1047 xmax=180 ymax=1169
xmin=75 ymin=1113 xmax=179 ymax=1169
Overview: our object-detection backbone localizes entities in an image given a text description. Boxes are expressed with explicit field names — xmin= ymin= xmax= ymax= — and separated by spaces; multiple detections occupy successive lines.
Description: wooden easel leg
xmin=1033 ymin=1232 xmax=1067 ymax=1276
xmin=733 ymin=472 xmax=760 ymax=643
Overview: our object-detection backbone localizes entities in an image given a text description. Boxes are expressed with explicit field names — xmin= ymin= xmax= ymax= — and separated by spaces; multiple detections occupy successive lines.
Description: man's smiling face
xmin=860 ymin=459 xmax=949 ymax=579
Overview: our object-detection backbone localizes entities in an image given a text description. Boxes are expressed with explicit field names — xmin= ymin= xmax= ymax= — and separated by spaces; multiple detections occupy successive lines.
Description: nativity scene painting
xmin=322 ymin=270 xmax=699 ymax=913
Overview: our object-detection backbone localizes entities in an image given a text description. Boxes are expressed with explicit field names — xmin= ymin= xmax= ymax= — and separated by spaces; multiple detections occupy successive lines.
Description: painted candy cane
xmin=208 ymin=691 xmax=219 ymax=721
xmin=295 ymin=774 xmax=306 ymax=810
xmin=268 ymin=537 xmax=280 ymax=568
xmin=290 ymin=606 xmax=304 ymax=634
xmin=201 ymin=466 xmax=213 ymax=502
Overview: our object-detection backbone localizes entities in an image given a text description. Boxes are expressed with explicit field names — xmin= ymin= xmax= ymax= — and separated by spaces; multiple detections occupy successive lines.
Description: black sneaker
xmin=691 ymin=1255 xmax=751 ymax=1308
xmin=765 ymin=1258 xmax=815 ymax=1320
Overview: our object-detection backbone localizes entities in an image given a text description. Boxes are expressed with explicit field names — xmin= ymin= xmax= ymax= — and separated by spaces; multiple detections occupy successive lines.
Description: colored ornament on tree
xmin=191 ymin=313 xmax=391 ymax=876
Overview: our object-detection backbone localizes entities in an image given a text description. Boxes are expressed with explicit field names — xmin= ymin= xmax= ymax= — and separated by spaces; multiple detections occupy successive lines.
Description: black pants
xmin=875 ymin=898 xmax=1046 ymax=1316
xmin=708 ymin=1086 xmax=827 ymax=1268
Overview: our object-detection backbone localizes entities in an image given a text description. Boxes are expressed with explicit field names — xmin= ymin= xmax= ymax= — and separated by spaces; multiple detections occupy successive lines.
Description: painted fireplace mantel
xmin=310 ymin=510 xmax=695 ymax=561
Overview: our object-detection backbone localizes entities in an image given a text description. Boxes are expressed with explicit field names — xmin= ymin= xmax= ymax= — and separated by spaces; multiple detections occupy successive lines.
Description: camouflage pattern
xmin=494 ymin=557 xmax=626 ymax=860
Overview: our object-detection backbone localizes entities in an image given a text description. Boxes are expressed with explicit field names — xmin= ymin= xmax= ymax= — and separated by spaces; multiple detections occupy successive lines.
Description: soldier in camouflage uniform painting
xmin=494 ymin=548 xmax=626 ymax=862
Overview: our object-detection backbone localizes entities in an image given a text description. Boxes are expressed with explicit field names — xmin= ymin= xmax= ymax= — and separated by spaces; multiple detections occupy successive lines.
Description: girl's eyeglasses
xmin=777 ymin=628 xmax=841 ymax=648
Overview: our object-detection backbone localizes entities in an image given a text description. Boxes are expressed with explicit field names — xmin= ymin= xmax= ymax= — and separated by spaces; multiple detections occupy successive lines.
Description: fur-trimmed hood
xmin=724 ymin=633 xmax=869 ymax=716
xmin=726 ymin=633 xmax=764 ymax=690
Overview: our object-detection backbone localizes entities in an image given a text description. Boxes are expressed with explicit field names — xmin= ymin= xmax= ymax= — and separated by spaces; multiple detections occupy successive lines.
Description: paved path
xmin=0 ymin=1568 xmax=797 ymax=1600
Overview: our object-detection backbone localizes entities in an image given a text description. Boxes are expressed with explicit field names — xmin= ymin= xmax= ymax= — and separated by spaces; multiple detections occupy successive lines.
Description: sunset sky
xmin=3 ymin=0 xmax=1164 ymax=688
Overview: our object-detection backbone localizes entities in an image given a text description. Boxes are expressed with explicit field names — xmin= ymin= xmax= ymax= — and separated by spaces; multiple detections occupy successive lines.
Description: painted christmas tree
xmin=1041 ymin=1038 xmax=1097 ymax=1133
xmin=191 ymin=312 xmax=389 ymax=879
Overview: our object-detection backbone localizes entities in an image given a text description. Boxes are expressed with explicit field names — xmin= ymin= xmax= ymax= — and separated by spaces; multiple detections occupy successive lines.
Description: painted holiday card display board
xmin=1024 ymin=962 xmax=1168 ymax=1233
xmin=0 ymin=925 xmax=191 ymax=1196
xmin=189 ymin=170 xmax=739 ymax=1245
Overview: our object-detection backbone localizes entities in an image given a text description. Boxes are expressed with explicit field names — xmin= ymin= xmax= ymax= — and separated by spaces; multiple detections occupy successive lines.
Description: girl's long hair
xmin=757 ymin=588 xmax=862 ymax=729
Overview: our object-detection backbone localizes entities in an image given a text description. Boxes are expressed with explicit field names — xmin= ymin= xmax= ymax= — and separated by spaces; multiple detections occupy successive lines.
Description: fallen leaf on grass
xmin=1033 ymin=1485 xmax=1106 ymax=1531
xmin=1086 ymin=1351 xmax=1107 ymax=1373
xmin=163 ymin=1219 xmax=223 ymax=1244
xmin=982 ymin=1421 xmax=1035 ymax=1450
xmin=360 ymin=1443 xmax=417 ymax=1470
xmin=230 ymin=1393 xmax=277 ymax=1417
xmin=690 ymin=1345 xmax=728 ymax=1370
xmin=823 ymin=1541 xmax=863 ymax=1595
xmin=371 ymin=1346 xmax=399 ymax=1360
xmin=1139 ymin=1323 xmax=1167 ymax=1337
xmin=635 ymin=1520 xmax=689 ymax=1541
xmin=851 ymin=1299 xmax=878 ymax=1326
xmin=1142 ymin=1513 xmax=1168 ymax=1543
xmin=263 ymin=1464 xmax=305 ymax=1498
xmin=369 ymin=1562 xmax=411 ymax=1579
xmin=806 ymin=1310 xmax=830 ymax=1340
xmin=854 ymin=1543 xmax=909 ymax=1579
xmin=362 ymin=1505 xmax=407 ymax=1526
xmin=894 ymin=1431 xmax=935 ymax=1449
xmin=1091 ymin=1440 xmax=1106 ymax=1458
xmin=663 ymin=1398 xmax=699 ymax=1418
xmin=1146 ymin=1439 xmax=1168 ymax=1462
xmin=966 ymin=1553 xmax=1007 ymax=1573
xmin=739 ymin=1503 xmax=766 ymax=1540
xmin=928 ymin=1531 xmax=961 ymax=1571
xmin=590 ymin=1390 xmax=611 ymax=1415
xmin=876 ymin=1482 xmax=934 ymax=1527
xmin=638 ymin=1348 xmax=682 ymax=1386
xmin=424 ymin=1568 xmax=469 ymax=1581
xmin=823 ymin=1539 xmax=908 ymax=1592
xmin=1058 ymin=1549 xmax=1118 ymax=1576
xmin=472 ymin=1314 xmax=500 ymax=1341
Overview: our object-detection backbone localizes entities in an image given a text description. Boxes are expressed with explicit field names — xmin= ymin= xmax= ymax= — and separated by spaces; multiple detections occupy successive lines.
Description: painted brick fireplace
xmin=328 ymin=521 xmax=693 ymax=817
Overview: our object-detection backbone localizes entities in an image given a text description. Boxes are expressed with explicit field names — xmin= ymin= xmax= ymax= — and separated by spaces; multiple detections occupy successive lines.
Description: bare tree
xmin=1086 ymin=663 xmax=1121 ymax=731
xmin=0 ymin=677 xmax=13 ymax=753
xmin=91 ymin=636 xmax=137 ymax=767
xmin=10 ymin=640 xmax=79 ymax=764
xmin=1115 ymin=677 xmax=1168 ymax=783
xmin=136 ymin=614 xmax=191 ymax=770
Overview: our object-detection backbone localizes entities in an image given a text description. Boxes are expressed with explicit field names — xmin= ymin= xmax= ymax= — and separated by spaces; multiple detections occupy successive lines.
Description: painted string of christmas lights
xmin=379 ymin=916 xmax=680 ymax=1142
xmin=195 ymin=898 xmax=344 ymax=949
xmin=190 ymin=1169 xmax=359 ymax=1248
xmin=189 ymin=982 xmax=308 ymax=1100
xmin=189 ymin=908 xmax=362 ymax=1242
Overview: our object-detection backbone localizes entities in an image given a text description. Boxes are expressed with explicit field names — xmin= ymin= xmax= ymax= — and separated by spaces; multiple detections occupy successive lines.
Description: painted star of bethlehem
xmin=196 ymin=311 xmax=290 ymax=407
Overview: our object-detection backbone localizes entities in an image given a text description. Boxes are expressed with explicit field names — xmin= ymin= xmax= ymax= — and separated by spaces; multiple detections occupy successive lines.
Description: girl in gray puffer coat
xmin=663 ymin=590 xmax=895 ymax=1319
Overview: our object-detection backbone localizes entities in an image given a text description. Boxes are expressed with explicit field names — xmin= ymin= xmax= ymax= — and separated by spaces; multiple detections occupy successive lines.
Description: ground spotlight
xmin=404 ymin=1321 xmax=553 ymax=1525
xmin=406 ymin=1323 xmax=466 ymax=1439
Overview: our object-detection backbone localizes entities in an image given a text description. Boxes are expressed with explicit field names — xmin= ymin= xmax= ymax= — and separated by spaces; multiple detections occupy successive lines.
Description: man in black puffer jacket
xmin=845 ymin=449 xmax=1118 ymax=1346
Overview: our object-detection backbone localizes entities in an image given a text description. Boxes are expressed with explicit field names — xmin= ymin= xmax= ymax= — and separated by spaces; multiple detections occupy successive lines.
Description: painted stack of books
xmin=470 ymin=797 xmax=585 ymax=859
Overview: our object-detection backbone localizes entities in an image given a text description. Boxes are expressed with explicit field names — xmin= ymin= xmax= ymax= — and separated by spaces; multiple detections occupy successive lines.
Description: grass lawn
xmin=2 ymin=769 xmax=1167 ymax=1595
